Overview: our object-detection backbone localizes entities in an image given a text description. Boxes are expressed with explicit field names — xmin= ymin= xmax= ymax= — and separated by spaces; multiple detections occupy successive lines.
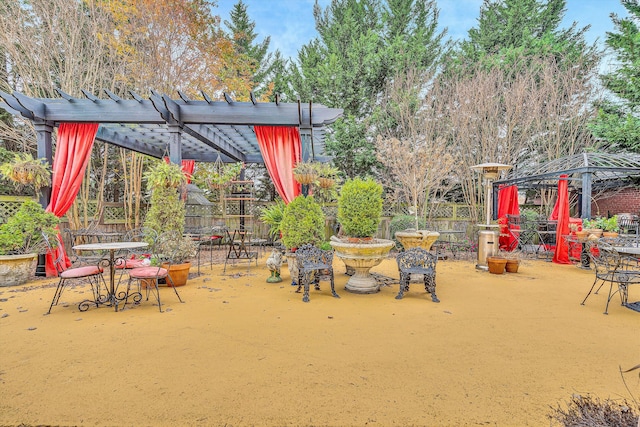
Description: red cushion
xmin=61 ymin=265 xmax=103 ymax=279
xmin=128 ymin=266 xmax=168 ymax=279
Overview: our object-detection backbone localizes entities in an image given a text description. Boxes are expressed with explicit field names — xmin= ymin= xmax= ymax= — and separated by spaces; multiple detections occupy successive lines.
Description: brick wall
xmin=592 ymin=187 xmax=640 ymax=217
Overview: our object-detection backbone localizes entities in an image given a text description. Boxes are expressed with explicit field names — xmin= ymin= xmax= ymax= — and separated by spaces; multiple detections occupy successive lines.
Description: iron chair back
xmin=395 ymin=247 xmax=439 ymax=302
xmin=582 ymin=240 xmax=640 ymax=314
xmin=294 ymin=243 xmax=340 ymax=303
xmin=43 ymin=233 xmax=106 ymax=313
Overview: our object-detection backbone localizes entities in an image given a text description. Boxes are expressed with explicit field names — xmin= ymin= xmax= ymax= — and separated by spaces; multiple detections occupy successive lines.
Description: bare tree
xmin=375 ymin=69 xmax=456 ymax=229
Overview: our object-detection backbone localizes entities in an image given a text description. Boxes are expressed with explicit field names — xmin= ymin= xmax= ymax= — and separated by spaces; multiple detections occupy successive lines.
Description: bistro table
xmin=564 ymin=235 xmax=591 ymax=269
xmin=73 ymin=241 xmax=148 ymax=311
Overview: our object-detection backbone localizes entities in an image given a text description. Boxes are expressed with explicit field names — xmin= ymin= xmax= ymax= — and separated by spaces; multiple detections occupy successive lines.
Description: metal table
xmin=73 ymin=241 xmax=148 ymax=311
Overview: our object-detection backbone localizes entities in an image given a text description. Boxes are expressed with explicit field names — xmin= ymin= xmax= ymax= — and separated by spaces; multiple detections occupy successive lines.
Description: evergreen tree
xmin=451 ymin=0 xmax=598 ymax=75
xmin=289 ymin=0 xmax=448 ymax=178
xmin=223 ymin=0 xmax=286 ymax=100
xmin=589 ymin=0 xmax=640 ymax=151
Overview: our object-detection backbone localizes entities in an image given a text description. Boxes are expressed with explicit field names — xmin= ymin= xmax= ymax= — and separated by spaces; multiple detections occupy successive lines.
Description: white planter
xmin=330 ymin=239 xmax=394 ymax=293
xmin=394 ymin=230 xmax=440 ymax=251
xmin=0 ymin=253 xmax=37 ymax=287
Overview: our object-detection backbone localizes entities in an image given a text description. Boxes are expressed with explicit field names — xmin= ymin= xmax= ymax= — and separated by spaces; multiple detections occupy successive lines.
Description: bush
xmin=280 ymin=195 xmax=325 ymax=250
xmin=0 ymin=200 xmax=59 ymax=255
xmin=337 ymin=178 xmax=383 ymax=238
xmin=548 ymin=394 xmax=638 ymax=427
xmin=144 ymin=185 xmax=185 ymax=236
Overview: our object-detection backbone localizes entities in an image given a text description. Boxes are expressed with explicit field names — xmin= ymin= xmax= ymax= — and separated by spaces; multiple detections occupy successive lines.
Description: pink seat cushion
xmin=115 ymin=259 xmax=147 ymax=269
xmin=60 ymin=265 xmax=103 ymax=279
xmin=128 ymin=266 xmax=168 ymax=279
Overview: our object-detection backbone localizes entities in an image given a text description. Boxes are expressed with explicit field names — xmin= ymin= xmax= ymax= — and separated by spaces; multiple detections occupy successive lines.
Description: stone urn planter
xmin=0 ymin=253 xmax=37 ymax=287
xmin=285 ymin=251 xmax=299 ymax=286
xmin=395 ymin=230 xmax=440 ymax=251
xmin=330 ymin=238 xmax=394 ymax=293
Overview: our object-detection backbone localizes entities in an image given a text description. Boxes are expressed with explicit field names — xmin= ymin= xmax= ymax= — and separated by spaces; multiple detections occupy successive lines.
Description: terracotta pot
xmin=486 ymin=256 xmax=507 ymax=275
xmin=161 ymin=261 xmax=191 ymax=286
xmin=602 ymin=232 xmax=619 ymax=238
xmin=575 ymin=230 xmax=589 ymax=241
xmin=505 ymin=259 xmax=520 ymax=273
xmin=583 ymin=228 xmax=603 ymax=238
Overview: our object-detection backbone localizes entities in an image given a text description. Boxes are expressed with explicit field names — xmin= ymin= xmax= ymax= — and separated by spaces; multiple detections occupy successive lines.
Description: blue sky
xmin=214 ymin=0 xmax=628 ymax=64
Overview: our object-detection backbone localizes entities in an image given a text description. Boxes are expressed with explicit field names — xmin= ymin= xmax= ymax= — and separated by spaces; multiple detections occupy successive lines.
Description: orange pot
xmin=161 ymin=261 xmax=191 ymax=286
xmin=486 ymin=256 xmax=507 ymax=274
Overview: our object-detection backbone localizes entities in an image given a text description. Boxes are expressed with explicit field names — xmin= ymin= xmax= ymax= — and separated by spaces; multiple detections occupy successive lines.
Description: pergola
xmin=494 ymin=152 xmax=640 ymax=218
xmin=0 ymin=88 xmax=343 ymax=165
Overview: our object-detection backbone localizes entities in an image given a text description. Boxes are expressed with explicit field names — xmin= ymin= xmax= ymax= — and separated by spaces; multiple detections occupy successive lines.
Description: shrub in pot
xmin=0 ymin=200 xmax=59 ymax=286
xmin=336 ymin=177 xmax=383 ymax=240
xmin=279 ymin=195 xmax=325 ymax=251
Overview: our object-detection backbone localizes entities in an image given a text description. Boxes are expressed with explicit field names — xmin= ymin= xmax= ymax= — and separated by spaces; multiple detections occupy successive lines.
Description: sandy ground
xmin=0 ymin=250 xmax=639 ymax=427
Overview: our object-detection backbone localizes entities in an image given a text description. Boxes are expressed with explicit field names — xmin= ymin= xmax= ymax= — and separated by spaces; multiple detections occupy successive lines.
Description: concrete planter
xmin=395 ymin=230 xmax=440 ymax=251
xmin=0 ymin=253 xmax=37 ymax=287
xmin=330 ymin=239 xmax=394 ymax=293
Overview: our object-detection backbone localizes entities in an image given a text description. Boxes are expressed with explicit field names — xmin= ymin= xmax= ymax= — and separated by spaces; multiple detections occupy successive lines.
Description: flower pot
xmin=602 ymin=232 xmax=619 ymax=238
xmin=0 ymin=253 xmax=37 ymax=287
xmin=505 ymin=259 xmax=520 ymax=273
xmin=583 ymin=228 xmax=603 ymax=238
xmin=330 ymin=239 xmax=394 ymax=293
xmin=161 ymin=261 xmax=191 ymax=286
xmin=486 ymin=256 xmax=507 ymax=274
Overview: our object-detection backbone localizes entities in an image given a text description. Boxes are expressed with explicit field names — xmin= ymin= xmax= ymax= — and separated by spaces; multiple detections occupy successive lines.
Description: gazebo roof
xmin=496 ymin=152 xmax=640 ymax=190
xmin=0 ymin=89 xmax=344 ymax=163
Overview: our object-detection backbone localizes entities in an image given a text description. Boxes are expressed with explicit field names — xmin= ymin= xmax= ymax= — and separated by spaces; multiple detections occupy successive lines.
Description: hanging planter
xmin=293 ymin=161 xmax=319 ymax=185
xmin=193 ymin=155 xmax=243 ymax=190
xmin=144 ymin=161 xmax=186 ymax=189
xmin=0 ymin=152 xmax=51 ymax=192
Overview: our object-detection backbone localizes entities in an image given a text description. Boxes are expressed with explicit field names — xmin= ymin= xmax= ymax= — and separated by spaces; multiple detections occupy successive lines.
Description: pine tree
xmin=589 ymin=0 xmax=640 ymax=151
xmin=223 ymin=0 xmax=286 ymax=100
xmin=290 ymin=0 xmax=448 ymax=178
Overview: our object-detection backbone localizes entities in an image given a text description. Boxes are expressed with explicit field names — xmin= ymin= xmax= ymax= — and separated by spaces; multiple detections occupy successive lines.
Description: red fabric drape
xmin=552 ymin=174 xmax=571 ymax=264
xmin=498 ymin=185 xmax=520 ymax=250
xmin=254 ymin=126 xmax=302 ymax=203
xmin=181 ymin=160 xmax=195 ymax=184
xmin=45 ymin=123 xmax=100 ymax=276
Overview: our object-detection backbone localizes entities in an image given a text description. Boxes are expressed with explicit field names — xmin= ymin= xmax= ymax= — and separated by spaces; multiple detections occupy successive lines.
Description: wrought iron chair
xmin=44 ymin=234 xmax=106 ymax=314
xmin=581 ymin=240 xmax=640 ymax=314
xmin=122 ymin=231 xmax=184 ymax=312
xmin=395 ymin=247 xmax=439 ymax=302
xmin=294 ymin=243 xmax=340 ymax=303
xmin=505 ymin=214 xmax=538 ymax=255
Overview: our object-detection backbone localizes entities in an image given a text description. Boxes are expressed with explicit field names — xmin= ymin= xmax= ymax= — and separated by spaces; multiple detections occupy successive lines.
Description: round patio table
xmin=73 ymin=241 xmax=148 ymax=311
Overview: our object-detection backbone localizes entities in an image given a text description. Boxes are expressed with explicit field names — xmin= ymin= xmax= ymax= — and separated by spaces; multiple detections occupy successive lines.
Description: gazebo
xmin=0 ymin=88 xmax=344 ymax=204
xmin=494 ymin=152 xmax=640 ymax=219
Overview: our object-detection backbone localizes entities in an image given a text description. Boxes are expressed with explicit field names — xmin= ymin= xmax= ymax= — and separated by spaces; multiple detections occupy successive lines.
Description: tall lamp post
xmin=471 ymin=163 xmax=512 ymax=270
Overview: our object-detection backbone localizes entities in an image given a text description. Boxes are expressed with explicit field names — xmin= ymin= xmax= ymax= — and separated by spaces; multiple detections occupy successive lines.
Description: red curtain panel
xmin=552 ymin=174 xmax=571 ymax=264
xmin=254 ymin=126 xmax=302 ymax=203
xmin=497 ymin=185 xmax=520 ymax=250
xmin=181 ymin=160 xmax=195 ymax=184
xmin=45 ymin=123 xmax=100 ymax=276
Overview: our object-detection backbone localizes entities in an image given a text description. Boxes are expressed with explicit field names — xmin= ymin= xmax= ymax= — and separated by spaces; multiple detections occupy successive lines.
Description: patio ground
xmin=0 ymin=252 xmax=639 ymax=426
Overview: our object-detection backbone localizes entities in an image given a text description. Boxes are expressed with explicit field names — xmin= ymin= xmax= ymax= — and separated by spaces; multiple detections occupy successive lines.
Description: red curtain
xmin=45 ymin=123 xmax=100 ymax=276
xmin=181 ymin=160 xmax=195 ymax=184
xmin=254 ymin=126 xmax=302 ymax=203
xmin=497 ymin=185 xmax=519 ymax=250
xmin=552 ymin=174 xmax=571 ymax=264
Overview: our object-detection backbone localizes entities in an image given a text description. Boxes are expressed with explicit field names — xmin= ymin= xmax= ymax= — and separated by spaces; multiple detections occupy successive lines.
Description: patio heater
xmin=471 ymin=163 xmax=512 ymax=270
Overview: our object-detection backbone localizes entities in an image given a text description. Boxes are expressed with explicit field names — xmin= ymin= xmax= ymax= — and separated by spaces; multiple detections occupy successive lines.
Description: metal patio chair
xmin=294 ymin=243 xmax=340 ymax=303
xmin=395 ymin=247 xmax=439 ymax=302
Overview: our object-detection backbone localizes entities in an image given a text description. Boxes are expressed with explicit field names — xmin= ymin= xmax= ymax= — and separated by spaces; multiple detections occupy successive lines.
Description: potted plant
xmin=155 ymin=232 xmax=199 ymax=287
xmin=582 ymin=218 xmax=603 ymax=238
xmin=193 ymin=161 xmax=243 ymax=190
xmin=143 ymin=161 xmax=194 ymax=285
xmin=259 ymin=199 xmax=286 ymax=241
xmin=0 ymin=152 xmax=51 ymax=193
xmin=602 ymin=215 xmax=619 ymax=238
xmin=292 ymin=161 xmax=319 ymax=185
xmin=330 ymin=178 xmax=395 ymax=293
xmin=0 ymin=200 xmax=59 ymax=286
xmin=279 ymin=195 xmax=325 ymax=285
xmin=316 ymin=163 xmax=339 ymax=189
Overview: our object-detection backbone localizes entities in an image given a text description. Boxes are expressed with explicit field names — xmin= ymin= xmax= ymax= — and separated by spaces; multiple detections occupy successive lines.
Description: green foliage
xmin=280 ymin=195 xmax=325 ymax=250
xmin=193 ymin=161 xmax=242 ymax=189
xmin=590 ymin=1 xmax=640 ymax=151
xmin=144 ymin=161 xmax=186 ymax=190
xmin=259 ymin=200 xmax=286 ymax=239
xmin=290 ymin=0 xmax=449 ymax=178
xmin=450 ymin=0 xmax=599 ymax=77
xmin=337 ymin=178 xmax=383 ymax=238
xmin=0 ymin=200 xmax=59 ymax=255
xmin=143 ymin=186 xmax=185 ymax=236
xmin=603 ymin=215 xmax=619 ymax=233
